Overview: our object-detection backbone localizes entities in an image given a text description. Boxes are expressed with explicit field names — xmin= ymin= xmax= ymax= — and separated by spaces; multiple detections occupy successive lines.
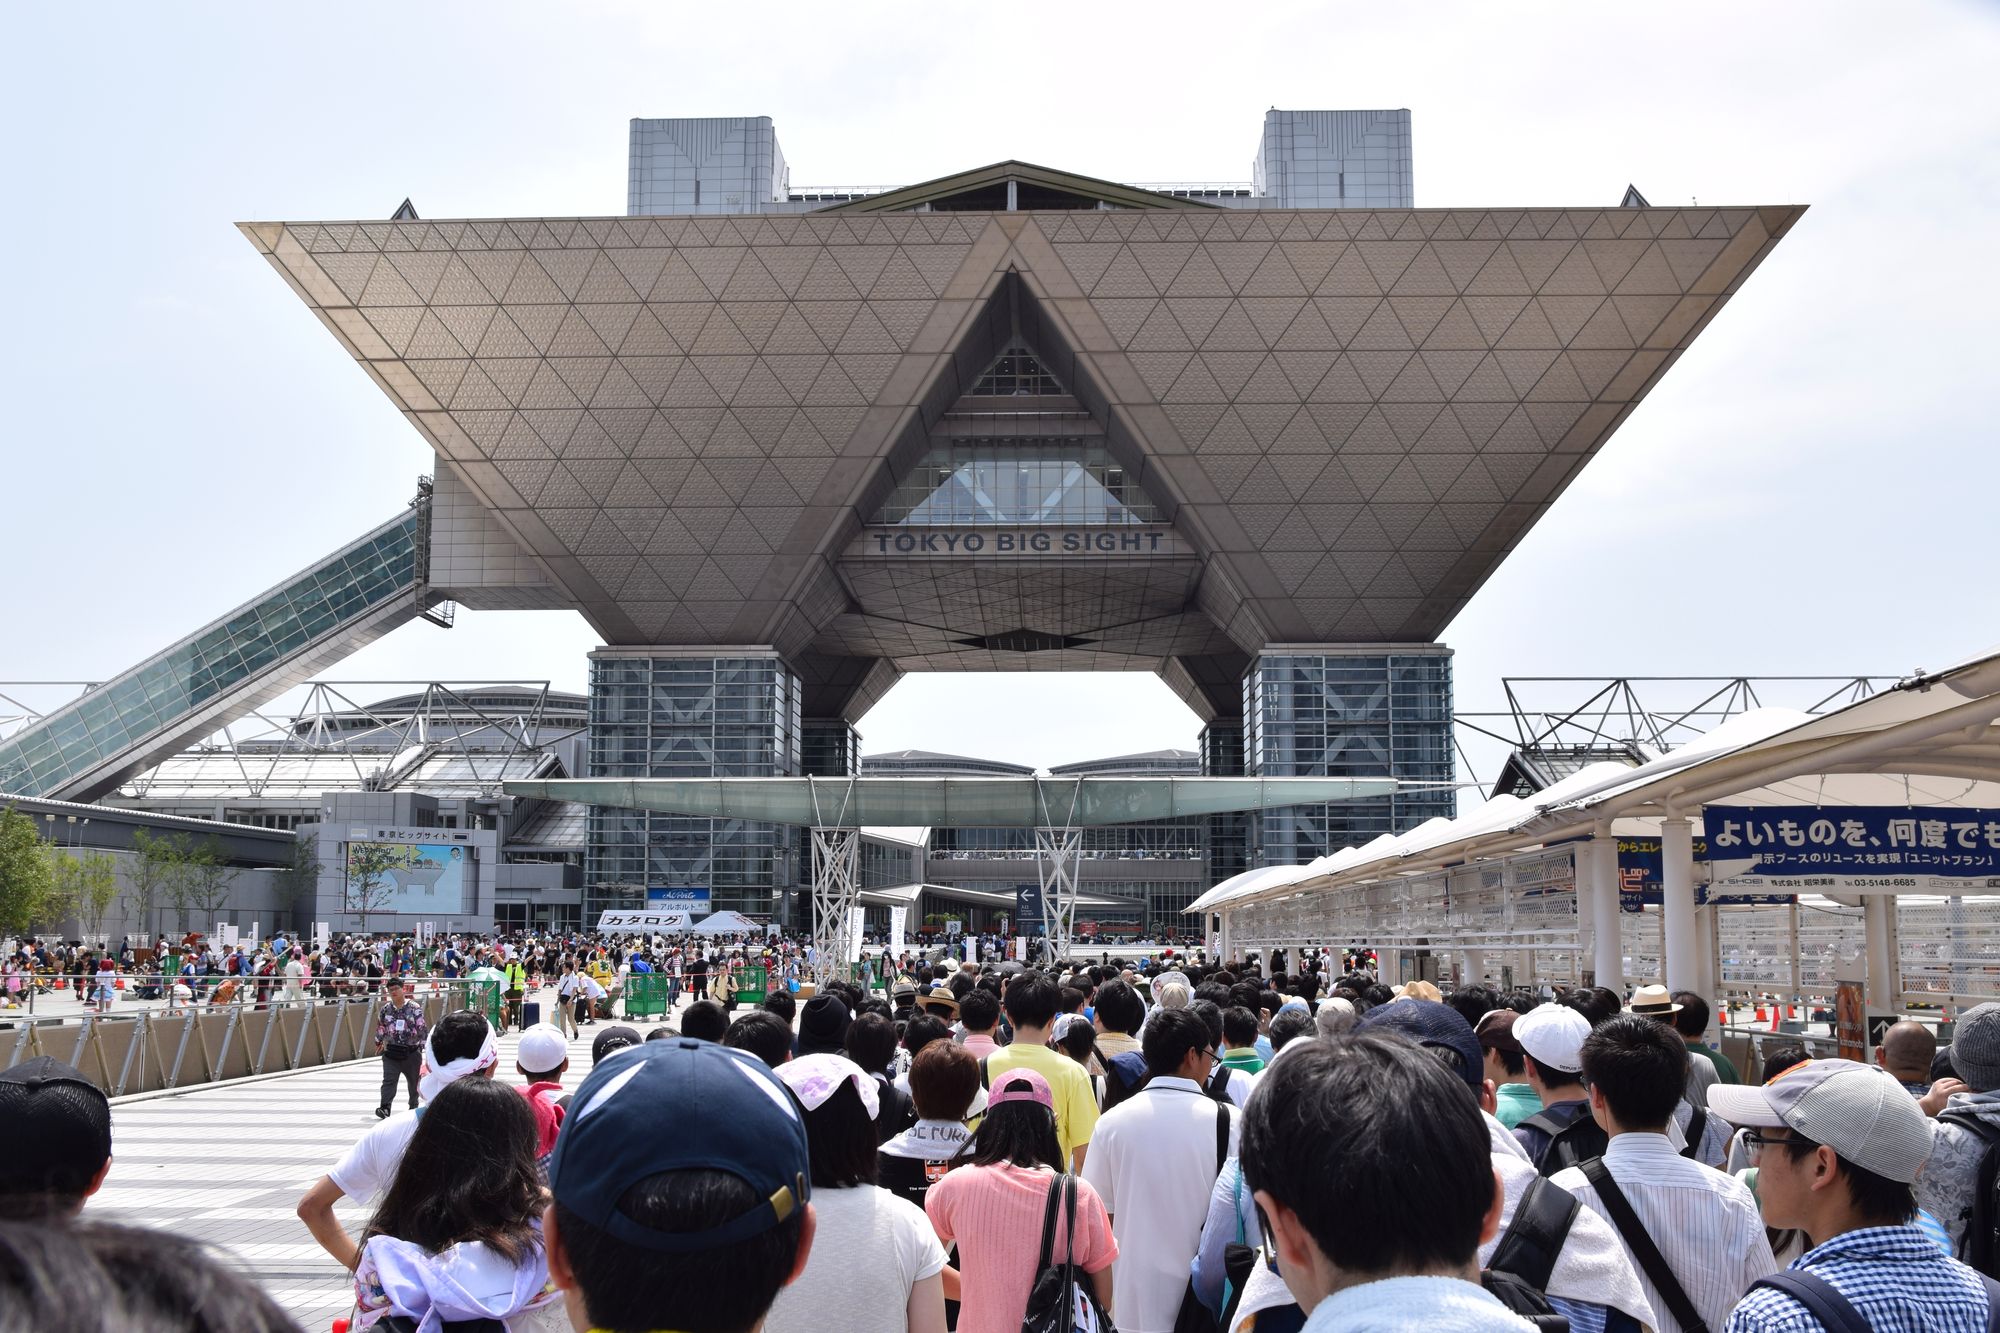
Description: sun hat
xmin=1708 ymin=1059 xmax=1935 ymax=1184
xmin=549 ymin=1038 xmax=808 ymax=1252
xmin=1513 ymin=1003 xmax=1591 ymax=1075
xmin=1628 ymin=984 xmax=1683 ymax=1018
xmin=1392 ymin=980 xmax=1445 ymax=1004
xmin=777 ymin=1052 xmax=880 ymax=1120
xmin=1356 ymin=998 xmax=1484 ymax=1087
xmin=921 ymin=986 xmax=960 ymax=1015
xmin=516 ymin=1024 xmax=569 ymax=1077
xmin=987 ymin=1067 xmax=1054 ymax=1110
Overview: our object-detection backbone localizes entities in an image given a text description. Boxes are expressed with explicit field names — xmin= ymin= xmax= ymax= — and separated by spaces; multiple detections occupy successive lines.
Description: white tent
xmin=691 ymin=910 xmax=766 ymax=935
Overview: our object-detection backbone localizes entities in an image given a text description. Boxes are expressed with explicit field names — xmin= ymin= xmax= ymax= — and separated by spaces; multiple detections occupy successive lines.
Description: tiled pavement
xmin=92 ymin=1006 xmax=679 ymax=1331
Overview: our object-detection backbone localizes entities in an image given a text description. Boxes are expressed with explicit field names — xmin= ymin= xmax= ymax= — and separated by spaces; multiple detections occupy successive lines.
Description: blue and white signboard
xmin=648 ymin=887 xmax=712 ymax=909
xmin=1705 ymin=806 xmax=2000 ymax=893
xmin=1015 ymin=882 xmax=1045 ymax=936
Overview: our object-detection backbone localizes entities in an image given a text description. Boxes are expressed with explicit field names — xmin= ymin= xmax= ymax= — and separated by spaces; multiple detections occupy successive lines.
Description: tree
xmin=344 ymin=842 xmax=418 ymax=933
xmin=272 ymin=836 xmax=321 ymax=931
xmin=174 ymin=837 xmax=239 ymax=934
xmin=126 ymin=828 xmax=183 ymax=942
xmin=155 ymin=832 xmax=210 ymax=935
xmin=0 ymin=806 xmax=56 ymax=936
xmin=62 ymin=850 xmax=121 ymax=939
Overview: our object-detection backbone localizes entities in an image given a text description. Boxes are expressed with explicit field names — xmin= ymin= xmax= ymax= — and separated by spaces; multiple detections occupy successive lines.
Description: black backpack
xmin=1521 ymin=1108 xmax=1608 ymax=1178
xmin=1481 ymin=1175 xmax=1578 ymax=1332
xmin=1940 ymin=1111 xmax=2000 ymax=1275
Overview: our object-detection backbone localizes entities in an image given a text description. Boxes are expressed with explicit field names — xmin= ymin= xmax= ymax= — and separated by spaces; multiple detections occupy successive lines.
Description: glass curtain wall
xmin=586 ymin=654 xmax=802 ymax=919
xmin=1245 ymin=650 xmax=1455 ymax=866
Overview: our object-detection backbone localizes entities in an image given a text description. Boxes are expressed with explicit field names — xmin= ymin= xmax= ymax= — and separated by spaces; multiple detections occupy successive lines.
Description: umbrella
xmin=467 ymin=965 xmax=507 ymax=985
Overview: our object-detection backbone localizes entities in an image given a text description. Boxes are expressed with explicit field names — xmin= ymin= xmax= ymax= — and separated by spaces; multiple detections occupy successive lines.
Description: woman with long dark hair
xmin=353 ymin=1076 xmax=565 ymax=1331
xmin=925 ymin=1069 xmax=1116 ymax=1333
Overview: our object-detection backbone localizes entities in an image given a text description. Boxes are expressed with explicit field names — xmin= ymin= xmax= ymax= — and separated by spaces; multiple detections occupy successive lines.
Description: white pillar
xmin=1865 ymin=894 xmax=1898 ymax=1012
xmin=1662 ymin=817 xmax=1699 ymax=991
xmin=1462 ymin=947 xmax=1487 ymax=987
xmin=1217 ymin=912 xmax=1233 ymax=966
xmin=1588 ymin=832 xmax=1624 ymax=992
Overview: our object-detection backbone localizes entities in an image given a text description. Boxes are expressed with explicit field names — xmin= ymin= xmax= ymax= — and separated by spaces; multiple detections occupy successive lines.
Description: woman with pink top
xmin=924 ymin=1067 xmax=1116 ymax=1333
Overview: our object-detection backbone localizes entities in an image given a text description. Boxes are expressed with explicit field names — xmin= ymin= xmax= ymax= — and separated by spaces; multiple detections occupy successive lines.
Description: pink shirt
xmin=961 ymin=1033 xmax=1000 ymax=1059
xmin=926 ymin=1163 xmax=1116 ymax=1333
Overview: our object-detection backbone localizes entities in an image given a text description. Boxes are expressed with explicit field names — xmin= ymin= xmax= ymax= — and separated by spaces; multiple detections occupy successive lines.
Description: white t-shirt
xmin=330 ymin=1109 xmax=421 ymax=1203
xmin=1080 ymin=1077 xmax=1239 ymax=1333
xmin=763 ymin=1184 xmax=946 ymax=1333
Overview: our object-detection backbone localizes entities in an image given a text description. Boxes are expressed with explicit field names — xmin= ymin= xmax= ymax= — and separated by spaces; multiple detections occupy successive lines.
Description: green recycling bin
xmin=624 ymin=973 xmax=668 ymax=1019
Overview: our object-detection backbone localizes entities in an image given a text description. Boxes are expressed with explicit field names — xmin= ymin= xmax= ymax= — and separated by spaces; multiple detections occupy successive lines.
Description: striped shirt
xmin=1553 ymin=1131 xmax=1777 ymax=1333
xmin=1724 ymin=1225 xmax=1991 ymax=1332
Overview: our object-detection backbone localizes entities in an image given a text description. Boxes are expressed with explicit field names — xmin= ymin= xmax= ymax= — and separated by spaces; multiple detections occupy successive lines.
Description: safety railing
xmin=0 ymin=988 xmax=466 ymax=1098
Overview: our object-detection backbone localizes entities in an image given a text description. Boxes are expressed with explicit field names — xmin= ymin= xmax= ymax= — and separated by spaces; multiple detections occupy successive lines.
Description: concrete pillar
xmin=1587 ymin=832 xmax=1624 ymax=992
xmin=1865 ymin=894 xmax=1899 ymax=1012
xmin=1462 ymin=947 xmax=1487 ymax=987
xmin=1662 ymin=817 xmax=1699 ymax=991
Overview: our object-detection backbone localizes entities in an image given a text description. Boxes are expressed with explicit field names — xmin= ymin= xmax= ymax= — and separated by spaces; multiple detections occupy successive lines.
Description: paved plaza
xmin=90 ymin=1012 xmax=647 ymax=1330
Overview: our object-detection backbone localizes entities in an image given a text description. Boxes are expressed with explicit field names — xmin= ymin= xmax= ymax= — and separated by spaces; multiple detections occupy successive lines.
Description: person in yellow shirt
xmin=981 ymin=972 xmax=1099 ymax=1170
xmin=585 ymin=953 xmax=614 ymax=1017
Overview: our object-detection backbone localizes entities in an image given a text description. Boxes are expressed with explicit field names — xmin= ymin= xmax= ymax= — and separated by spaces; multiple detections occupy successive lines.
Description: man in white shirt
xmin=295 ymin=1010 xmax=500 ymax=1269
xmin=1552 ymin=1014 xmax=1776 ymax=1333
xmin=1081 ymin=1005 xmax=1238 ymax=1333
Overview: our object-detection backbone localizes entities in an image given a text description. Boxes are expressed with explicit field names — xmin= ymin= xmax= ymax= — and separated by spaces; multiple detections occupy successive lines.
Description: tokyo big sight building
xmin=0 ymin=110 xmax=1801 ymax=931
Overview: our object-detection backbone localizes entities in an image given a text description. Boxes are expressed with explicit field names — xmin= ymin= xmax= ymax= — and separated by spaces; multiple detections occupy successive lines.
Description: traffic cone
xmin=1754 ymin=1003 xmax=1768 ymax=1024
xmin=1786 ymin=1003 xmax=1798 ymax=1021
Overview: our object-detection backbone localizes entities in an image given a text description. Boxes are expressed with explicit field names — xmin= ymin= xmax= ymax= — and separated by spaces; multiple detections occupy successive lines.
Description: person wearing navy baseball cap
xmin=545 ymin=1037 xmax=816 ymax=1333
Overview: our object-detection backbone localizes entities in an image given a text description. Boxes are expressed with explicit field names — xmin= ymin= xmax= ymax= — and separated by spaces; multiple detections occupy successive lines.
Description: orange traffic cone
xmin=1754 ymin=1003 xmax=1769 ymax=1024
xmin=1786 ymin=1003 xmax=1798 ymax=1021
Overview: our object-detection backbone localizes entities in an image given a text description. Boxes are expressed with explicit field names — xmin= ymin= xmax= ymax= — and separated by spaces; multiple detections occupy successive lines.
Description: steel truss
xmin=1036 ymin=827 xmax=1083 ymax=964
xmin=810 ymin=827 xmax=860 ymax=987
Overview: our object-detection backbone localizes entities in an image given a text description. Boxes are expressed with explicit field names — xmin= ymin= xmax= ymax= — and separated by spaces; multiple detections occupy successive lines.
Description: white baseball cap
xmin=516 ymin=1024 xmax=570 ymax=1077
xmin=1513 ymin=1003 xmax=1591 ymax=1075
xmin=1709 ymin=1060 xmax=1934 ymax=1184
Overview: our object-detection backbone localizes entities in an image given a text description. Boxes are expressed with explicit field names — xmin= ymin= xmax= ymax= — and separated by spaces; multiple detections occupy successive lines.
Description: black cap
xmin=797 ymin=994 xmax=850 ymax=1057
xmin=591 ymin=1025 xmax=644 ymax=1063
xmin=0 ymin=1058 xmax=112 ymax=1201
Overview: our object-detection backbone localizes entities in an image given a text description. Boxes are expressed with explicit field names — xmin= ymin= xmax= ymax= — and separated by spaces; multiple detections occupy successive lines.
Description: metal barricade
xmin=624 ymin=973 xmax=669 ymax=1019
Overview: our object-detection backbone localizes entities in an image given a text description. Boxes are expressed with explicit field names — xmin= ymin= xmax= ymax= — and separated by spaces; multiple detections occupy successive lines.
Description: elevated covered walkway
xmin=1193 ymin=645 xmax=2000 ymax=1049
xmin=0 ymin=509 xmax=446 ymax=802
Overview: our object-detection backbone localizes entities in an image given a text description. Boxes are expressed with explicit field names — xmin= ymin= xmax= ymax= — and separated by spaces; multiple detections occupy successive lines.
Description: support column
xmin=1865 ymin=894 xmax=1899 ymax=1013
xmin=1587 ymin=831 xmax=1624 ymax=992
xmin=1036 ymin=826 xmax=1082 ymax=964
xmin=810 ymin=827 xmax=859 ymax=987
xmin=1662 ymin=817 xmax=1699 ymax=991
xmin=1461 ymin=947 xmax=1487 ymax=987
xmin=1216 ymin=911 xmax=1233 ymax=966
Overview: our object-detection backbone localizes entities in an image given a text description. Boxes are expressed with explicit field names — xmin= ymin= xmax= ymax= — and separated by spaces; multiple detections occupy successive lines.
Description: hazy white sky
xmin=4 ymin=1 xmax=1996 ymax=779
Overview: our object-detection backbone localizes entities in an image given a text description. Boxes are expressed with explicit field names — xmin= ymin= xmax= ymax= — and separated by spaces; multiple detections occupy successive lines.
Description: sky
xmin=4 ymin=1 xmax=1996 ymax=784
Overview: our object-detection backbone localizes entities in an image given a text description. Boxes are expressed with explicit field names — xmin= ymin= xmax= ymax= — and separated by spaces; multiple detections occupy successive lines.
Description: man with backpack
xmin=1552 ymin=1015 xmax=1776 ymax=1333
xmin=1918 ymin=1002 xmax=2000 ymax=1272
xmin=1512 ymin=1003 xmax=1605 ymax=1174
xmin=1717 ymin=1059 xmax=1997 ymax=1332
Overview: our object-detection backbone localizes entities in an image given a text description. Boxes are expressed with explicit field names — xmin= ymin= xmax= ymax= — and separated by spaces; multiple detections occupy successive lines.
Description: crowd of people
xmin=12 ymin=942 xmax=2000 ymax=1332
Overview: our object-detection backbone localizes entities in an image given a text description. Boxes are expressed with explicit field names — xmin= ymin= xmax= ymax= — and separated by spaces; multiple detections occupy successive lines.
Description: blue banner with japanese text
xmin=1704 ymin=805 xmax=2000 ymax=892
